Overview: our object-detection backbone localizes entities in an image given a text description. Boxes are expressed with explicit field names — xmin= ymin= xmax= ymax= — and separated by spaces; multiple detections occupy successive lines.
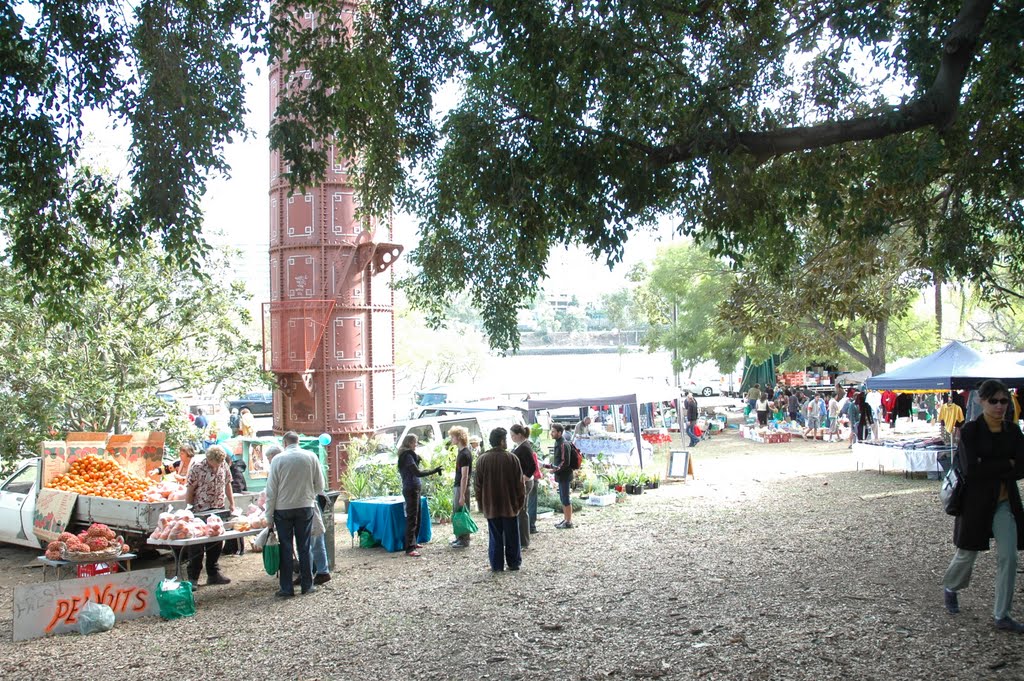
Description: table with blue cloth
xmin=346 ymin=495 xmax=432 ymax=552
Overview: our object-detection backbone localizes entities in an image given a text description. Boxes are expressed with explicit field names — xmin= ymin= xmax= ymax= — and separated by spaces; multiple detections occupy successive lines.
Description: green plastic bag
xmin=452 ymin=506 xmax=478 ymax=536
xmin=263 ymin=530 xmax=280 ymax=575
xmin=156 ymin=579 xmax=196 ymax=620
xmin=358 ymin=529 xmax=381 ymax=548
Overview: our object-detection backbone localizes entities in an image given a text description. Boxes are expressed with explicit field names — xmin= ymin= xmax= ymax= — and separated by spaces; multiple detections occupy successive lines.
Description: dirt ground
xmin=1 ymin=431 xmax=1021 ymax=680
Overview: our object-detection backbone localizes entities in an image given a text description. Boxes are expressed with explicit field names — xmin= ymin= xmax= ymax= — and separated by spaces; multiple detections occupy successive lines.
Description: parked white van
xmin=374 ymin=410 xmax=525 ymax=458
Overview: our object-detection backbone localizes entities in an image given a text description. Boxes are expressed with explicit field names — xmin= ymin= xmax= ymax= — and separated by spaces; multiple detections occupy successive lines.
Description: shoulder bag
xmin=939 ymin=455 xmax=965 ymax=516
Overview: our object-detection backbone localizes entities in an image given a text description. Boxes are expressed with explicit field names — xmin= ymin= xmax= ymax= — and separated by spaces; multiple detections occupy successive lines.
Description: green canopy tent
xmin=739 ymin=352 xmax=789 ymax=396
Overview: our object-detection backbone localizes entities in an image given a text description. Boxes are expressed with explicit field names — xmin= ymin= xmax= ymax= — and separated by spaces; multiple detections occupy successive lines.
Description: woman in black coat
xmin=942 ymin=379 xmax=1024 ymax=632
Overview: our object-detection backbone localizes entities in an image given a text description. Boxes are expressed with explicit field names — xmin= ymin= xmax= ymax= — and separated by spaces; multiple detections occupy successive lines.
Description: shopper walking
xmin=942 ymin=380 xmax=1024 ymax=632
xmin=684 ymin=392 xmax=700 ymax=446
xmin=475 ymin=428 xmax=526 ymax=572
xmin=265 ymin=432 xmax=324 ymax=597
xmin=397 ymin=434 xmax=442 ymax=557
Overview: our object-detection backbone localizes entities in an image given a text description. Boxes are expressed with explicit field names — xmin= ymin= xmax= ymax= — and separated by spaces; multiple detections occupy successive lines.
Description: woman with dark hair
xmin=397 ymin=434 xmax=442 ymax=557
xmin=942 ymin=379 xmax=1024 ymax=632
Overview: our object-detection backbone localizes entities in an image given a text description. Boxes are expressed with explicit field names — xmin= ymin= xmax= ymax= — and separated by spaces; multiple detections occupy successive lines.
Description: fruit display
xmin=44 ymin=523 xmax=129 ymax=560
xmin=149 ymin=509 xmax=228 ymax=541
xmin=142 ymin=479 xmax=187 ymax=502
xmin=47 ymin=455 xmax=153 ymax=501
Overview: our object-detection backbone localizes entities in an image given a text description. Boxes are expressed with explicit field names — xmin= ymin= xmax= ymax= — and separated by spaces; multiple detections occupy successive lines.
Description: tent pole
xmin=633 ymin=402 xmax=643 ymax=469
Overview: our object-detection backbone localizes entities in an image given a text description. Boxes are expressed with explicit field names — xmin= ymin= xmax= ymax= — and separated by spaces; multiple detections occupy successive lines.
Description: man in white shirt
xmin=265 ymin=432 xmax=325 ymax=597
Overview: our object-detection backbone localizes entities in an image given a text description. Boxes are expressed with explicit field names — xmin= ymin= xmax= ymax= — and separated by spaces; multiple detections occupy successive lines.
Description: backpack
xmin=564 ymin=441 xmax=582 ymax=470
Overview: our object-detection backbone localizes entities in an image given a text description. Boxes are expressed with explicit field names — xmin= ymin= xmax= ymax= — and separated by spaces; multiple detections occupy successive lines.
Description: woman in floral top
xmin=184 ymin=446 xmax=236 ymax=587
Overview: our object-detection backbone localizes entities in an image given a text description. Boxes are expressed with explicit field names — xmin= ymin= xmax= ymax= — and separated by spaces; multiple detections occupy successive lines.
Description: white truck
xmin=0 ymin=458 xmax=252 ymax=550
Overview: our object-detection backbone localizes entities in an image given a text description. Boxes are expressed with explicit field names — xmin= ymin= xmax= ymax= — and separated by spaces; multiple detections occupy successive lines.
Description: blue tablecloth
xmin=346 ymin=495 xmax=432 ymax=552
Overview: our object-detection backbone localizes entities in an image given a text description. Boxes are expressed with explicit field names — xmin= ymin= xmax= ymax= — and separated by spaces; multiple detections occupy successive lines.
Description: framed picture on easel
xmin=668 ymin=450 xmax=693 ymax=480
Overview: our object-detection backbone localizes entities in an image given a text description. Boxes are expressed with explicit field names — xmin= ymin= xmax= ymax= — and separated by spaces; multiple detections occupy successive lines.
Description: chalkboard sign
xmin=668 ymin=450 xmax=692 ymax=480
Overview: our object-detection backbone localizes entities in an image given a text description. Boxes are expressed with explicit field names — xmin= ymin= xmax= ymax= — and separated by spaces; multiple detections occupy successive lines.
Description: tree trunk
xmin=933 ymin=270 xmax=943 ymax=344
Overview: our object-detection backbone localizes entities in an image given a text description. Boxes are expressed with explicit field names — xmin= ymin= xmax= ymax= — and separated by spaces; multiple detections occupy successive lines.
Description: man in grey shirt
xmin=266 ymin=432 xmax=325 ymax=597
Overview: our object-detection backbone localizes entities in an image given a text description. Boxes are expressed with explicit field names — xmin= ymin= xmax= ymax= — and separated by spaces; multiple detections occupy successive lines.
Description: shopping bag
xmin=263 ymin=530 xmax=280 ymax=575
xmin=78 ymin=600 xmax=116 ymax=634
xmin=155 ymin=578 xmax=196 ymax=620
xmin=358 ymin=529 xmax=381 ymax=548
xmin=452 ymin=506 xmax=478 ymax=536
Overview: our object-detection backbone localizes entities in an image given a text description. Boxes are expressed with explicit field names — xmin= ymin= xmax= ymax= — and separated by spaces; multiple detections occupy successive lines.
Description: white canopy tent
xmin=527 ymin=384 xmax=680 ymax=468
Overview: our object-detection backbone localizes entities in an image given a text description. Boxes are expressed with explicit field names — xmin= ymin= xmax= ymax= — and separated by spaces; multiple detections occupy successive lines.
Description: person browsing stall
xmin=546 ymin=424 xmax=575 ymax=529
xmin=184 ymin=445 xmax=236 ymax=588
xmin=474 ymin=427 xmax=526 ymax=572
xmin=449 ymin=426 xmax=474 ymax=549
xmin=397 ymin=434 xmax=443 ymax=557
xmin=151 ymin=443 xmax=196 ymax=483
xmin=942 ymin=380 xmax=1024 ymax=632
xmin=509 ymin=424 xmax=538 ymax=549
xmin=265 ymin=431 xmax=325 ymax=597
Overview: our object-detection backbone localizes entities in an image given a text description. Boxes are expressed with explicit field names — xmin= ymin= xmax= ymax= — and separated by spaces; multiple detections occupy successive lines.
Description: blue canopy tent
xmin=864 ymin=341 xmax=1024 ymax=391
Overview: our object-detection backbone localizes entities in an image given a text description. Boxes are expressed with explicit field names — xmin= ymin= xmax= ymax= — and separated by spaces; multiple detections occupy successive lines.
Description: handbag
xmin=940 ymin=456 xmax=965 ymax=516
xmin=262 ymin=530 xmax=280 ymax=575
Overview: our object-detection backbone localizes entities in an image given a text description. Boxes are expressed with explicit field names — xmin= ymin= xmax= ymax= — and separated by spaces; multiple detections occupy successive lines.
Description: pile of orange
xmin=47 ymin=455 xmax=153 ymax=501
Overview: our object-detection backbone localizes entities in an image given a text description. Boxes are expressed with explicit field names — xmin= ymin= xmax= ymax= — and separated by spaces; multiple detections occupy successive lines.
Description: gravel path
xmin=1 ymin=435 xmax=1021 ymax=680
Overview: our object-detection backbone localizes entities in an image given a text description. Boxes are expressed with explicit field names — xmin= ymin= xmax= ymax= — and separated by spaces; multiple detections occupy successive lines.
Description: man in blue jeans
xmin=265 ymin=431 xmax=324 ymax=597
xmin=475 ymin=428 xmax=526 ymax=572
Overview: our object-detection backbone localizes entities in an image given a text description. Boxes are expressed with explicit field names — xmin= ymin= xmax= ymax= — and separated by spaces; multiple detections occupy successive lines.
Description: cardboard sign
xmin=32 ymin=489 xmax=79 ymax=541
xmin=13 ymin=567 xmax=164 ymax=641
xmin=40 ymin=441 xmax=69 ymax=488
xmin=106 ymin=432 xmax=165 ymax=478
xmin=41 ymin=432 xmax=167 ymax=486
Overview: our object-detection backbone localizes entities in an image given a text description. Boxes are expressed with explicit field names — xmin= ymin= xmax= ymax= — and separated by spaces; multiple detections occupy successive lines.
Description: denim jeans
xmin=487 ymin=516 xmax=521 ymax=571
xmin=685 ymin=422 xmax=698 ymax=446
xmin=527 ymin=479 xmax=538 ymax=532
xmin=274 ymin=507 xmax=313 ymax=595
xmin=310 ymin=531 xmax=329 ymax=575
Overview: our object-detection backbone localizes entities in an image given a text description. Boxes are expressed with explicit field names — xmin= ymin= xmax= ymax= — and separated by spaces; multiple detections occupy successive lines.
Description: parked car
xmin=681 ymin=379 xmax=721 ymax=397
xmin=228 ymin=391 xmax=273 ymax=417
xmin=373 ymin=410 xmax=525 ymax=460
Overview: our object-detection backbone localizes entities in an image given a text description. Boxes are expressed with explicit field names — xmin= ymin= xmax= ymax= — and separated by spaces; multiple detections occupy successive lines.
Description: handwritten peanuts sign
xmin=13 ymin=568 xmax=164 ymax=641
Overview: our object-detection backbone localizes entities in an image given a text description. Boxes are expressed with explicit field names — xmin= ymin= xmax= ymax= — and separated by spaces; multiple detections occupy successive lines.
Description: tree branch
xmin=807 ymin=316 xmax=871 ymax=367
xmin=652 ymin=0 xmax=994 ymax=165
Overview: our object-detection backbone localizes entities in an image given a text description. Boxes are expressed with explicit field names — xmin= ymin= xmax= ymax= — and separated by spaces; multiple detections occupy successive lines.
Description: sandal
xmin=406 ymin=550 xmax=421 ymax=557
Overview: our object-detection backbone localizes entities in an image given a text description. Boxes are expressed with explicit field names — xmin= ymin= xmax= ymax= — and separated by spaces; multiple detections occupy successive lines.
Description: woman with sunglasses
xmin=943 ymin=379 xmax=1024 ymax=632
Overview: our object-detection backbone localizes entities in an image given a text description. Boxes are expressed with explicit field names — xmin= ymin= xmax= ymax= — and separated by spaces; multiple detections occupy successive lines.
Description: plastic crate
xmin=77 ymin=562 xmax=119 ymax=578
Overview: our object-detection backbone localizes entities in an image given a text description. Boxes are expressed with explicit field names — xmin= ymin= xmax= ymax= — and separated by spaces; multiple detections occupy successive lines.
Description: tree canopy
xmin=3 ymin=1 xmax=1021 ymax=350
xmin=269 ymin=0 xmax=1022 ymax=350
xmin=0 ymin=242 xmax=265 ymax=466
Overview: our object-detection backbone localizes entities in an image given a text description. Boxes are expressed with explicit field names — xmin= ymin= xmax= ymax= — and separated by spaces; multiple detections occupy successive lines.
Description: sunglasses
xmin=987 ymin=398 xmax=1010 ymax=405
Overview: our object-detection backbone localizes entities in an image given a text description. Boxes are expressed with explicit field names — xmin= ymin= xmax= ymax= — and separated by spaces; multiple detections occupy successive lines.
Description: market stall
xmin=528 ymin=383 xmax=680 ymax=469
xmin=856 ymin=341 xmax=1024 ymax=473
xmin=346 ymin=496 xmax=432 ymax=553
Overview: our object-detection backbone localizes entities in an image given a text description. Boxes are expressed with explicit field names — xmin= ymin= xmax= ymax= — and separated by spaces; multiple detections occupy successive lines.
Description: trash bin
xmin=322 ymin=491 xmax=341 ymax=571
